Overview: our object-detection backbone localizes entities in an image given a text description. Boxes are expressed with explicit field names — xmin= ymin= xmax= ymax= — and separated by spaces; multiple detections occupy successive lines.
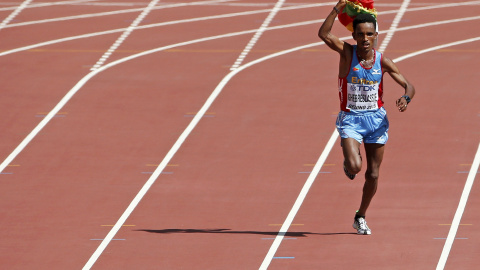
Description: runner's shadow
xmin=135 ymin=228 xmax=356 ymax=237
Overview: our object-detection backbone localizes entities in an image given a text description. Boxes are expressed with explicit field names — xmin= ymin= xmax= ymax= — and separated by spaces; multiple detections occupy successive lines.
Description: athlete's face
xmin=353 ymin=23 xmax=377 ymax=52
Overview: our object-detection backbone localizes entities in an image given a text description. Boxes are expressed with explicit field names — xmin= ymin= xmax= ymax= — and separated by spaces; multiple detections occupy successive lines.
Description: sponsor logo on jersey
xmin=351 ymin=76 xmax=378 ymax=85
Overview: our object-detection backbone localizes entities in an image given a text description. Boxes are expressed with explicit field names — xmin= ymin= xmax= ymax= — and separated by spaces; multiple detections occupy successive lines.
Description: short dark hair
xmin=353 ymin=13 xmax=377 ymax=32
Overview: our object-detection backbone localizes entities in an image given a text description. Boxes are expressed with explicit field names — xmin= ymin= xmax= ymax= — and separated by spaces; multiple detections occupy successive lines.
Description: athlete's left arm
xmin=382 ymin=56 xmax=416 ymax=112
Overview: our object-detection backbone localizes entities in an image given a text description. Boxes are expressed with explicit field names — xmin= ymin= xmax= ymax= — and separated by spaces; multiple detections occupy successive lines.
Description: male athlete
xmin=318 ymin=0 xmax=415 ymax=235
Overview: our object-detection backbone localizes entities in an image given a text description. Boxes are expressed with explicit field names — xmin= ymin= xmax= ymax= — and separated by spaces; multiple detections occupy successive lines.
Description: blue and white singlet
xmin=338 ymin=45 xmax=384 ymax=112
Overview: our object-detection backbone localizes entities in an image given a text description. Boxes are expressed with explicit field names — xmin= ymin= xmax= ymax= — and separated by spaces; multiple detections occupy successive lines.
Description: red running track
xmin=0 ymin=0 xmax=479 ymax=269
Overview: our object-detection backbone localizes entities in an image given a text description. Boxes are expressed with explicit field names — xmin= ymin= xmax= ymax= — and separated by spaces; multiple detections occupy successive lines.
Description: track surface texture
xmin=0 ymin=0 xmax=479 ymax=269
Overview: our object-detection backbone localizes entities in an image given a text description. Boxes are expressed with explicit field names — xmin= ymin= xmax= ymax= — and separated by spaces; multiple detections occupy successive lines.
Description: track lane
xmin=269 ymin=7 xmax=480 ymax=270
xmin=0 ymin=1 xmax=284 ymax=168
xmin=0 ymin=2 xmax=292 ymax=269
xmin=90 ymin=42 xmax=340 ymax=270
xmin=87 ymin=4 xmax=480 ymax=269
xmin=272 ymin=38 xmax=480 ymax=269
xmin=0 ymin=1 xmax=478 ymax=268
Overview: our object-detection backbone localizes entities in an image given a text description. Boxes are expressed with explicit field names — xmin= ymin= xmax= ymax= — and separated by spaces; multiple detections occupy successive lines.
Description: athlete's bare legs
xmin=342 ymin=138 xmax=362 ymax=175
xmin=342 ymin=139 xmax=385 ymax=216
xmin=358 ymin=143 xmax=384 ymax=216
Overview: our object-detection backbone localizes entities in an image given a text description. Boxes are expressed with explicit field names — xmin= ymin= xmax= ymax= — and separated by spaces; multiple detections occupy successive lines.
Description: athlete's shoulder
xmin=338 ymin=43 xmax=355 ymax=78
xmin=380 ymin=55 xmax=398 ymax=72
xmin=344 ymin=42 xmax=354 ymax=49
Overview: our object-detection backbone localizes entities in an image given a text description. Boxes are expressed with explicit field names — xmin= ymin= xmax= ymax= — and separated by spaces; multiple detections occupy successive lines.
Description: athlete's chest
xmin=348 ymin=64 xmax=382 ymax=84
xmin=348 ymin=48 xmax=383 ymax=84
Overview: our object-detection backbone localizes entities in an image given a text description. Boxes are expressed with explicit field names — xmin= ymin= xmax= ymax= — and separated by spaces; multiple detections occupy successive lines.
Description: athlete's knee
xmin=345 ymin=158 xmax=362 ymax=174
xmin=365 ymin=169 xmax=379 ymax=183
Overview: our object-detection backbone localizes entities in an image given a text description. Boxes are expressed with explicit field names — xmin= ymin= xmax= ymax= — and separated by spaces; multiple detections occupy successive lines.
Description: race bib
xmin=346 ymin=83 xmax=379 ymax=111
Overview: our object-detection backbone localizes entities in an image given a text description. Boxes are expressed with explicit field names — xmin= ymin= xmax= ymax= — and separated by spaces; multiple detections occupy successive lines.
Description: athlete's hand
xmin=396 ymin=97 xmax=408 ymax=112
xmin=336 ymin=0 xmax=347 ymax=9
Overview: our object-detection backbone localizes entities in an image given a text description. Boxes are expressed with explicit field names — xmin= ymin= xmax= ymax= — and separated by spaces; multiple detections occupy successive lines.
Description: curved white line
xmin=1 ymin=0 xmax=239 ymax=29
xmin=4 ymin=0 xmax=478 ymax=30
xmin=90 ymin=0 xmax=160 ymax=70
xmin=0 ymin=0 xmax=33 ymax=31
xmin=82 ymin=34 xmax=480 ymax=270
xmin=0 ymin=1 xmax=478 ymax=59
xmin=0 ymin=0 xmax=476 ymax=210
xmin=394 ymin=36 xmax=480 ymax=62
xmin=0 ymin=0 xmax=477 ymax=232
xmin=0 ymin=0 xmax=99 ymax=12
xmin=0 ymin=3 xmax=329 ymax=57
xmin=0 ymin=0 xmax=479 ymax=31
xmin=436 ymin=143 xmax=480 ymax=270
xmin=230 ymin=0 xmax=285 ymax=70
xmin=0 ymin=4 xmax=477 ymax=267
xmin=260 ymin=0 xmax=407 ymax=265
xmin=378 ymin=0 xmax=410 ymax=52
xmin=255 ymin=37 xmax=480 ymax=270
xmin=392 ymin=36 xmax=480 ymax=270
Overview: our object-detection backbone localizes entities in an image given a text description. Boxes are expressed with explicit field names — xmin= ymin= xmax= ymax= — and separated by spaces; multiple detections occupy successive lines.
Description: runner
xmin=318 ymin=0 xmax=416 ymax=235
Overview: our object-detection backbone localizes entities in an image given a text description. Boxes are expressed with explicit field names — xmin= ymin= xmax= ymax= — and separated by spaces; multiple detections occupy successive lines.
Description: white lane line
xmin=259 ymin=34 xmax=480 ymax=269
xmin=260 ymin=130 xmax=339 ymax=269
xmin=0 ymin=3 xmax=333 ymax=57
xmin=1 ymin=0 xmax=479 ymax=30
xmin=0 ymin=5 xmax=475 ymax=266
xmin=2 ymin=0 xmax=236 ymax=29
xmin=75 ymin=2 xmax=154 ymax=7
xmin=0 ymin=0 xmax=475 ymax=245
xmin=81 ymin=32 xmax=278 ymax=270
xmin=0 ymin=0 xmax=98 ymax=12
xmin=230 ymin=0 xmax=285 ymax=70
xmin=0 ymin=0 xmax=474 ymax=236
xmin=1 ymin=18 xmax=476 ymax=175
xmin=394 ymin=36 xmax=480 ymax=62
xmin=378 ymin=0 xmax=410 ymax=52
xmin=0 ymin=23 xmax=264 ymax=178
xmin=437 ymin=142 xmax=480 ymax=269
xmin=0 ymin=0 xmax=33 ymax=31
xmin=1 ymin=1 xmax=477 ymax=59
xmin=90 ymin=0 xmax=160 ymax=71
xmin=0 ymin=18 xmax=330 ymax=175
xmin=80 ymin=35 xmax=327 ymax=270
xmin=259 ymin=0 xmax=409 ymax=267
xmin=81 ymin=31 xmax=480 ymax=270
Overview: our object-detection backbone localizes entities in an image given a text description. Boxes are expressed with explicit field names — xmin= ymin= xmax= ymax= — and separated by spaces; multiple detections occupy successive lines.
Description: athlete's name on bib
xmin=348 ymin=93 xmax=378 ymax=102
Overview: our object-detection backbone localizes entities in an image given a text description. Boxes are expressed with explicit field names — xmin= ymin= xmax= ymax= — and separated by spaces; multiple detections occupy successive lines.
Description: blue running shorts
xmin=336 ymin=107 xmax=389 ymax=144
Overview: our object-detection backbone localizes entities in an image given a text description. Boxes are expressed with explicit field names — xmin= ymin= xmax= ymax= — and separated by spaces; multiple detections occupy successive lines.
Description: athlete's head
xmin=352 ymin=14 xmax=378 ymax=51
xmin=353 ymin=14 xmax=377 ymax=33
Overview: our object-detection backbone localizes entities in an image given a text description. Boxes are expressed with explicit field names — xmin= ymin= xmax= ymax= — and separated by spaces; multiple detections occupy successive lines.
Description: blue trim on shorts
xmin=336 ymin=107 xmax=389 ymax=144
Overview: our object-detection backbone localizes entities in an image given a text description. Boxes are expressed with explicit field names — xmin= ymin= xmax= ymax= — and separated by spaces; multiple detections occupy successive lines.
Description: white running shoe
xmin=353 ymin=217 xmax=371 ymax=235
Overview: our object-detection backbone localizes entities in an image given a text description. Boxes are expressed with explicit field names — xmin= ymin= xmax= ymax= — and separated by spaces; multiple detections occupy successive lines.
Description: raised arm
xmin=318 ymin=0 xmax=347 ymax=53
xmin=382 ymin=56 xmax=416 ymax=112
